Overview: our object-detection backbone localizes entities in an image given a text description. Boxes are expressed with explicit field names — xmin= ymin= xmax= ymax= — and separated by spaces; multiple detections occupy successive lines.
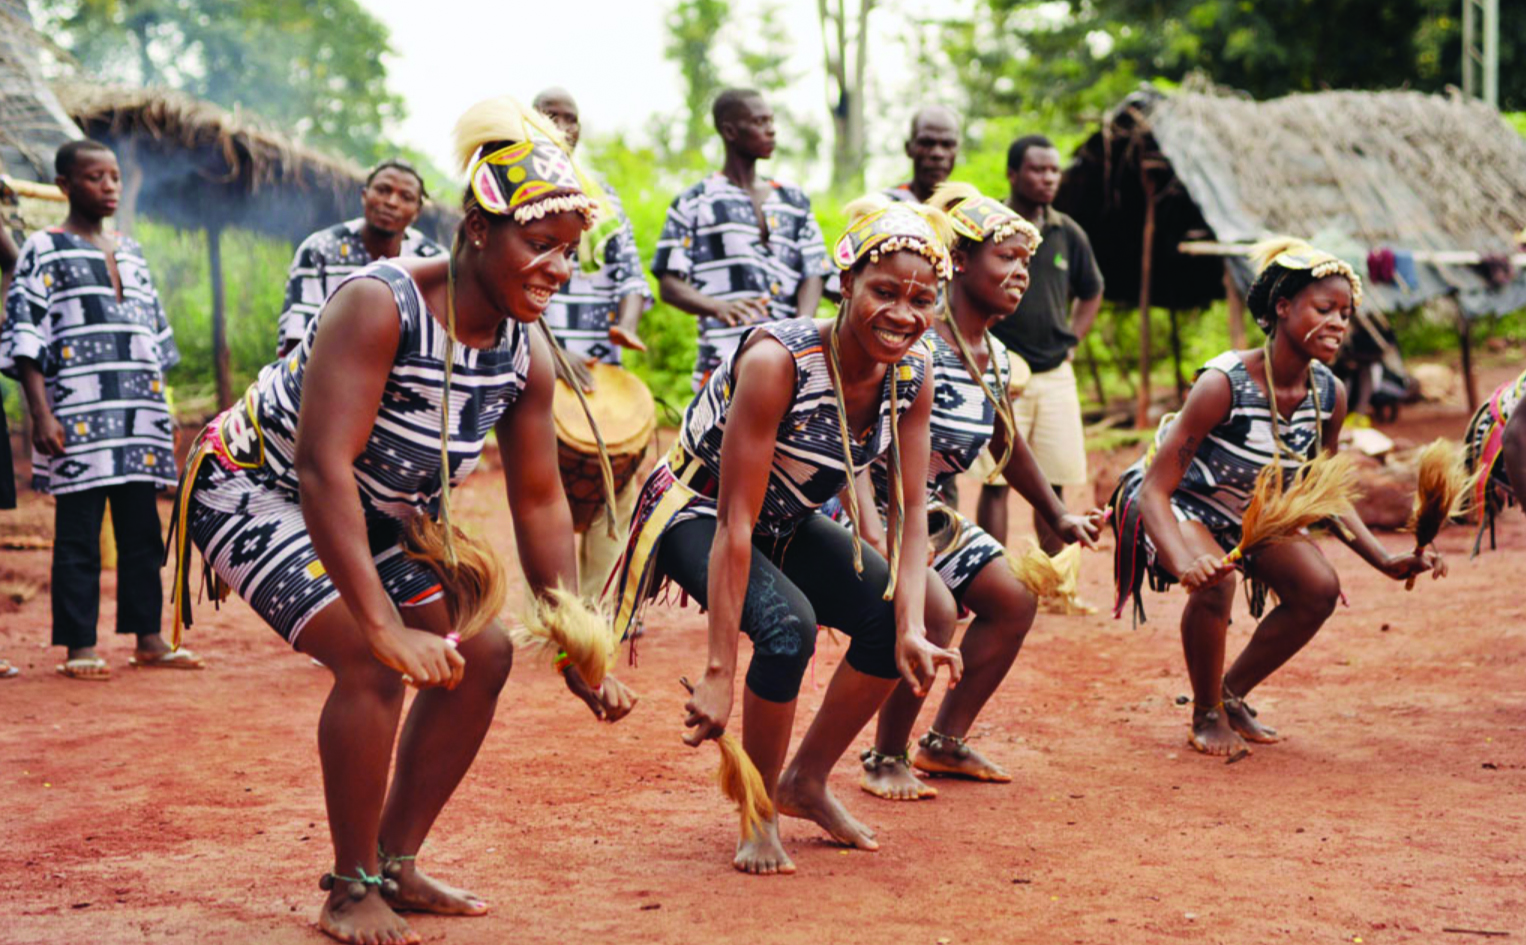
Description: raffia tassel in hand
xmin=513 ymin=587 xmax=616 ymax=689
xmin=1404 ymin=438 xmax=1468 ymax=590
xmin=1222 ymin=452 xmax=1362 ymax=566
xmin=402 ymin=515 xmax=507 ymax=642
xmin=681 ymin=677 xmax=775 ymax=843
xmin=1008 ymin=542 xmax=1089 ymax=614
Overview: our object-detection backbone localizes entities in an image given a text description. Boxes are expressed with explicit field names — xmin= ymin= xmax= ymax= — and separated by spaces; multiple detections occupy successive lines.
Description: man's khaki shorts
xmin=970 ymin=359 xmax=1088 ymax=488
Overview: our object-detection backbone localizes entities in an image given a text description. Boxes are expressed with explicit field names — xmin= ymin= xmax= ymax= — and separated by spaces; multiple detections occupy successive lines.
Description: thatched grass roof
xmin=56 ymin=82 xmax=458 ymax=245
xmin=0 ymin=0 xmax=81 ymax=183
xmin=1060 ymin=80 xmax=1526 ymax=317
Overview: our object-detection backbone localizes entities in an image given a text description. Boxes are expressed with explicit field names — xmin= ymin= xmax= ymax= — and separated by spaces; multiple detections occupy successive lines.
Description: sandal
xmin=56 ymin=657 xmax=111 ymax=681
xmin=1 ymin=659 xmax=18 ymax=679
xmin=129 ymin=648 xmax=205 ymax=670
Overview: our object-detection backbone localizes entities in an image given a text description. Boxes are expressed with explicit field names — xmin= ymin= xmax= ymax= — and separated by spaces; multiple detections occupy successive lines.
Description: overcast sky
xmin=364 ymin=0 xmax=947 ymax=185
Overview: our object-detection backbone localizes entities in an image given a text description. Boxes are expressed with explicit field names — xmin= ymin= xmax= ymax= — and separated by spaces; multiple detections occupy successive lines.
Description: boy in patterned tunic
xmin=276 ymin=158 xmax=442 ymax=357
xmin=1 ymin=140 xmax=198 ymax=679
xmin=653 ymin=88 xmax=829 ymax=391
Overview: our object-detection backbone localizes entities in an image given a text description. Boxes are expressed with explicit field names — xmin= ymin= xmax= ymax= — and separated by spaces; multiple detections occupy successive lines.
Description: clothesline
xmin=1176 ymin=240 xmax=1526 ymax=267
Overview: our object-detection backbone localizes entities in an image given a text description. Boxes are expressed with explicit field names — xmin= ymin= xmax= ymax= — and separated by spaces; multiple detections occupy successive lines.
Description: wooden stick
xmin=1179 ymin=240 xmax=1526 ymax=267
xmin=1441 ymin=928 xmax=1511 ymax=938
xmin=0 ymin=175 xmax=66 ymax=202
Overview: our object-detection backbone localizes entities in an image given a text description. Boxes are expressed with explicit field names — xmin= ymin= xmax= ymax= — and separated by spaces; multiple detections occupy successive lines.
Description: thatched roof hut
xmin=1059 ymin=80 xmax=1526 ymax=421
xmin=57 ymin=83 xmax=457 ymax=244
xmin=0 ymin=0 xmax=79 ymax=185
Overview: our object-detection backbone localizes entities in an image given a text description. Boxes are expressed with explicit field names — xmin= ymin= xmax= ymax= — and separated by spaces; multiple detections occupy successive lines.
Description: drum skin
xmin=554 ymin=363 xmax=657 ymax=533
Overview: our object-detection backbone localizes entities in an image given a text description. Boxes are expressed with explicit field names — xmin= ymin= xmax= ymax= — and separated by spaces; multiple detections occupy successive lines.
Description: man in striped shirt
xmin=653 ymin=88 xmax=829 ymax=391
xmin=2 ymin=140 xmax=197 ymax=678
xmin=275 ymin=158 xmax=442 ymax=357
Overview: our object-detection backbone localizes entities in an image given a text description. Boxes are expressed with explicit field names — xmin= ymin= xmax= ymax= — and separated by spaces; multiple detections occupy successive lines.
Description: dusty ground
xmin=2 ymin=365 xmax=1524 ymax=945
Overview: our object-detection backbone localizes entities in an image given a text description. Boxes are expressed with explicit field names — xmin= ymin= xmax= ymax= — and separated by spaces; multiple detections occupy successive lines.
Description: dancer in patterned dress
xmin=276 ymin=158 xmax=443 ymax=357
xmin=610 ymin=197 xmax=963 ymax=874
xmin=2 ymin=139 xmax=195 ymax=680
xmin=1110 ymin=239 xmax=1438 ymax=758
xmin=1463 ymin=366 xmax=1526 ymax=548
xmin=170 ymin=99 xmax=634 ymax=945
xmin=856 ymin=183 xmax=1102 ymax=800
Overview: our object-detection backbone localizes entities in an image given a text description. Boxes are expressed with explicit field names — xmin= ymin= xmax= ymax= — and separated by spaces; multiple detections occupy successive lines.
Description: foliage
xmin=34 ymin=0 xmax=407 ymax=166
xmin=936 ymin=0 xmax=1525 ymax=120
xmin=663 ymin=0 xmax=732 ymax=157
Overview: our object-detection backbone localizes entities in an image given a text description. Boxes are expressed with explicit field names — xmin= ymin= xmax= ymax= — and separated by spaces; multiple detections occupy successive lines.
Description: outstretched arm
xmin=991 ymin=415 xmax=1099 ymax=549
xmin=295 ymin=279 xmax=464 ymax=688
xmin=682 ymin=336 xmax=795 ymax=745
xmin=1320 ymin=380 xmax=1439 ymax=580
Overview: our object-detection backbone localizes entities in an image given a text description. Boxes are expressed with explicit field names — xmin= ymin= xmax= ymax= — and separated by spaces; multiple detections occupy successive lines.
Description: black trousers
xmin=52 ymin=481 xmax=164 ymax=649
xmin=656 ymin=513 xmax=899 ymax=703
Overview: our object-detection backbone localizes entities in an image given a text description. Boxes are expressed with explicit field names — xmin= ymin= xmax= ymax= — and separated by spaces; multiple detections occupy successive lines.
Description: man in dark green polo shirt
xmin=980 ymin=134 xmax=1103 ymax=554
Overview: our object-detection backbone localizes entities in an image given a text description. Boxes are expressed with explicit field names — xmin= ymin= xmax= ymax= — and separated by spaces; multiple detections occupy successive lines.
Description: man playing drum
xmin=534 ymin=87 xmax=655 ymax=599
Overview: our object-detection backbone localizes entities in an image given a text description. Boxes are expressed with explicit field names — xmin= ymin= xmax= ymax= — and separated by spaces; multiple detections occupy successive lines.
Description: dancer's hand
xmin=680 ymin=671 xmax=732 ymax=746
xmin=1180 ymin=553 xmax=1236 ymax=592
xmin=896 ymin=630 xmax=963 ymax=698
xmin=565 ymin=667 xmax=639 ymax=722
xmin=1055 ymin=511 xmax=1102 ymax=550
xmin=1383 ymin=547 xmax=1443 ymax=582
xmin=369 ymin=624 xmax=465 ymax=689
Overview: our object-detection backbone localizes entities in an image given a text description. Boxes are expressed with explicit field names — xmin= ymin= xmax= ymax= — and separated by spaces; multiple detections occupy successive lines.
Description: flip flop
xmin=56 ymin=657 xmax=111 ymax=681
xmin=128 ymin=648 xmax=205 ymax=670
xmin=1 ymin=660 xmax=19 ymax=679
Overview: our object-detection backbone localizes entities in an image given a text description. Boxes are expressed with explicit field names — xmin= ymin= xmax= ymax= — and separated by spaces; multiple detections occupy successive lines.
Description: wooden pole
xmin=1224 ymin=263 xmax=1246 ymax=349
xmin=1136 ymin=167 xmax=1157 ymax=429
xmin=208 ymin=224 xmax=232 ymax=409
xmin=1458 ymin=311 xmax=1479 ymax=414
xmin=1082 ymin=334 xmax=1107 ymax=407
xmin=1168 ymin=308 xmax=1185 ymax=405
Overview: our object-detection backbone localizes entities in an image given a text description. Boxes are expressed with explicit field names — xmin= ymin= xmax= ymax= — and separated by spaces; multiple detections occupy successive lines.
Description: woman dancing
xmin=1111 ymin=239 xmax=1437 ymax=758
xmin=609 ymin=197 xmax=963 ymax=874
xmin=170 ymin=98 xmax=634 ymax=945
xmin=855 ymin=183 xmax=1102 ymax=800
xmin=1464 ymin=366 xmax=1526 ymax=548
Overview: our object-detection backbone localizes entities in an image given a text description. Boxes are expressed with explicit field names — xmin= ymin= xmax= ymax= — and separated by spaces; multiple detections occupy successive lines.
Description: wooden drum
xmin=553 ymin=363 xmax=657 ymax=533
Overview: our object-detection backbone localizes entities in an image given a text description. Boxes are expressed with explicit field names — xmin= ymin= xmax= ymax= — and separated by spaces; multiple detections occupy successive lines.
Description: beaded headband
xmin=468 ymin=132 xmax=597 ymax=229
xmin=944 ymin=194 xmax=1041 ymax=250
xmin=832 ymin=205 xmax=953 ymax=281
xmin=1263 ymin=244 xmax=1364 ymax=308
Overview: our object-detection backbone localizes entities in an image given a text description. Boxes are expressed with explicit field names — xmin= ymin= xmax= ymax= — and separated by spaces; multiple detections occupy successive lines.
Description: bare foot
xmin=732 ymin=818 xmax=796 ymax=875
xmin=1187 ymin=705 xmax=1249 ymax=757
xmin=860 ymin=748 xmax=938 ymax=800
xmin=382 ymin=860 xmax=488 ymax=916
xmin=1223 ymin=693 xmax=1279 ymax=744
xmin=912 ymin=732 xmax=1012 ymax=783
xmin=776 ymin=769 xmax=879 ymax=851
xmin=318 ymin=887 xmax=418 ymax=945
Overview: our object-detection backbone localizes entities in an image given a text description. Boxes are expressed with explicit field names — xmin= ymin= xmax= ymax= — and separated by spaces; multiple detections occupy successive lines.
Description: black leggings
xmin=656 ymin=513 xmax=899 ymax=703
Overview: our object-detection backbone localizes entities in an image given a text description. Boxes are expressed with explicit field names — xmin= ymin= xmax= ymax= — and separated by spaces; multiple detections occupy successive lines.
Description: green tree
xmin=35 ymin=0 xmax=406 ymax=165
xmin=664 ymin=0 xmax=731 ymax=156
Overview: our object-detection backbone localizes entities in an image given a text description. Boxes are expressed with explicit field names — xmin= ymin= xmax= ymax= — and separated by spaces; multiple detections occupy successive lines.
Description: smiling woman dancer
xmin=856 ymin=183 xmax=1102 ymax=801
xmin=1110 ymin=239 xmax=1437 ymax=758
xmin=609 ymin=197 xmax=963 ymax=874
xmin=169 ymin=98 xmax=634 ymax=945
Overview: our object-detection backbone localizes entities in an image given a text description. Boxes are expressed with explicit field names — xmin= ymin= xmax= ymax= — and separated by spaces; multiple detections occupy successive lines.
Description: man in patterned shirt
xmin=883 ymin=105 xmax=961 ymax=205
xmin=653 ymin=88 xmax=828 ymax=391
xmin=275 ymin=158 xmax=442 ymax=356
xmin=2 ymin=140 xmax=198 ymax=679
xmin=533 ymin=86 xmax=654 ymax=597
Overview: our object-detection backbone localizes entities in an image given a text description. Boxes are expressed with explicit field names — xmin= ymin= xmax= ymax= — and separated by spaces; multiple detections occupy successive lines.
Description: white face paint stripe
xmin=523 ymin=241 xmax=574 ymax=272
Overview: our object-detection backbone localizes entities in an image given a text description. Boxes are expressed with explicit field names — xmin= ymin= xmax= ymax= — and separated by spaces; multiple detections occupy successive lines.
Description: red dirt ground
xmin=3 ymin=364 xmax=1524 ymax=945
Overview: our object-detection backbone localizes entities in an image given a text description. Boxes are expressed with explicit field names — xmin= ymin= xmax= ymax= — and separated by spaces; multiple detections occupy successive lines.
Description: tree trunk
xmin=207 ymin=224 xmax=232 ymax=409
xmin=1135 ymin=169 xmax=1157 ymax=429
xmin=819 ymin=0 xmax=871 ymax=192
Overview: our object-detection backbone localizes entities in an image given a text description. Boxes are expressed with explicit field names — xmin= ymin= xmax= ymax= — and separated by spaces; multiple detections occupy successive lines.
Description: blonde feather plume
xmin=514 ymin=586 xmax=616 ymax=688
xmin=1224 ymin=452 xmax=1361 ymax=564
xmin=926 ymin=180 xmax=983 ymax=214
xmin=402 ymin=516 xmax=507 ymax=642
xmin=1249 ymin=236 xmax=1316 ymax=275
xmin=716 ymin=733 xmax=775 ymax=842
xmin=1404 ymin=438 xmax=1467 ymax=588
xmin=451 ymin=96 xmax=573 ymax=172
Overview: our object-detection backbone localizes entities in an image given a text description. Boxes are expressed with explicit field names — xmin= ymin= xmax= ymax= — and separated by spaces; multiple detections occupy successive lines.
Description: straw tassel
xmin=1221 ymin=452 xmax=1361 ymax=566
xmin=1403 ymin=438 xmax=1467 ymax=589
xmin=682 ymin=677 xmax=775 ymax=843
xmin=514 ymin=586 xmax=615 ymax=688
xmin=401 ymin=516 xmax=507 ymax=642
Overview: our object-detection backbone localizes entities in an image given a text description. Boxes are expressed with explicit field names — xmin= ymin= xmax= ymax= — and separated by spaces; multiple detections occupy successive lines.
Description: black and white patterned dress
xmin=867 ymin=327 xmax=1009 ymax=597
xmin=0 ymin=229 xmax=180 ymax=494
xmin=188 ymin=261 xmax=529 ymax=644
xmin=1111 ymin=350 xmax=1338 ymax=620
